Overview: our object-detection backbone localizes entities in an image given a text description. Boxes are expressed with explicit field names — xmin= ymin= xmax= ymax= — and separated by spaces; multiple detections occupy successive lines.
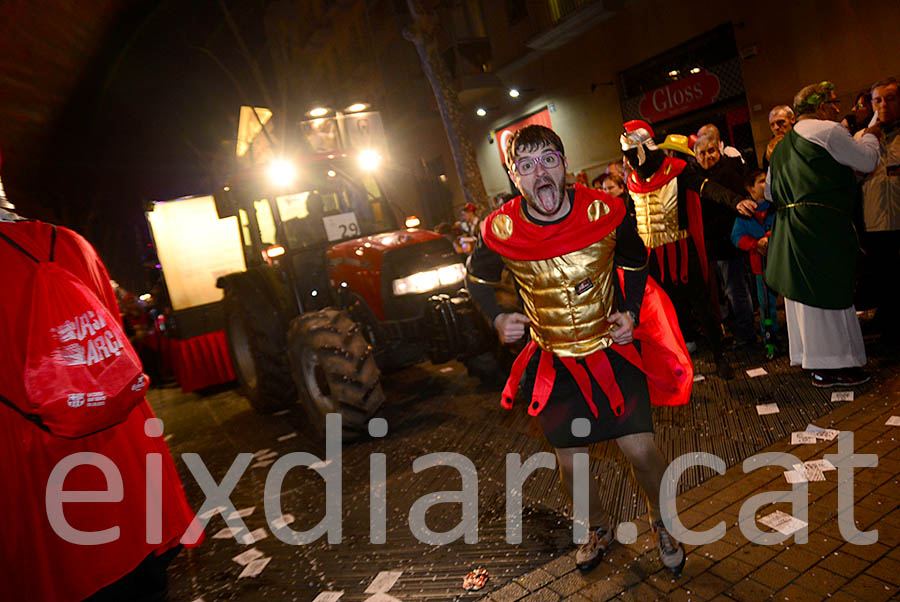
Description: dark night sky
xmin=17 ymin=1 xmax=275 ymax=291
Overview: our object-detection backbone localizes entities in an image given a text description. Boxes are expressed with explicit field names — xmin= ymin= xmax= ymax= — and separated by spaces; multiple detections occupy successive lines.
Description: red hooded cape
xmin=0 ymin=221 xmax=200 ymax=602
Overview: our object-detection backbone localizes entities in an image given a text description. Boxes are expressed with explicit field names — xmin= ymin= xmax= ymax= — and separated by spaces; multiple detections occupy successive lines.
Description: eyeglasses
xmin=512 ymin=151 xmax=563 ymax=175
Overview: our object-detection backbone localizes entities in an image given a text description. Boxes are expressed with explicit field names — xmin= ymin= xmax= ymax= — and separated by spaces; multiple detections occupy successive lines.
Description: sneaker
xmin=652 ymin=520 xmax=686 ymax=576
xmin=811 ymin=368 xmax=871 ymax=388
xmin=575 ymin=526 xmax=614 ymax=571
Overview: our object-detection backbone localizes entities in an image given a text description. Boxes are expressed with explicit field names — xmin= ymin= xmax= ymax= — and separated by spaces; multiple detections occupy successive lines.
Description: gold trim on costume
xmin=617 ymin=255 xmax=650 ymax=271
xmin=780 ymin=202 xmax=850 ymax=216
xmin=587 ymin=199 xmax=610 ymax=222
xmin=699 ymin=177 xmax=709 ymax=196
xmin=492 ymin=214 xmax=514 ymax=240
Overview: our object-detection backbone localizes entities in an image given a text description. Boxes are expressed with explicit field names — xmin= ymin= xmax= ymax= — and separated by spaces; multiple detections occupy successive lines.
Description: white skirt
xmin=784 ymin=298 xmax=867 ymax=369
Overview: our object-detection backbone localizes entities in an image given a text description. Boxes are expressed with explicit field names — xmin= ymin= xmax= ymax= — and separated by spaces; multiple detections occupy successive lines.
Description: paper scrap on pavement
xmin=191 ymin=598 xmax=205 ymax=602
xmin=364 ymin=594 xmax=400 ymax=602
xmin=791 ymin=431 xmax=819 ymax=445
xmin=439 ymin=366 xmax=453 ymax=373
xmin=759 ymin=510 xmax=808 ymax=535
xmin=273 ymin=409 xmax=290 ymax=416
xmin=831 ymin=391 xmax=854 ymax=402
xmin=803 ymin=459 xmax=836 ymax=472
xmin=756 ymin=403 xmax=779 ymax=415
xmin=277 ymin=432 xmax=298 ymax=441
xmin=212 ymin=526 xmax=243 ymax=539
xmin=309 ymin=459 xmax=332 ymax=470
xmin=164 ymin=434 xmax=174 ymax=442
xmin=232 ymin=548 xmax=264 ymax=566
xmin=271 ymin=514 xmax=295 ymax=530
xmin=746 ymin=367 xmax=768 ymax=378
xmin=793 ymin=462 xmax=825 ymax=482
xmin=886 ymin=416 xmax=900 ymax=426
xmin=238 ymin=556 xmax=271 ymax=579
xmin=256 ymin=451 xmax=278 ymax=461
xmin=227 ymin=507 xmax=255 ymax=520
xmin=784 ymin=470 xmax=807 ymax=484
xmin=365 ymin=571 xmax=403 ymax=594
xmin=253 ymin=448 xmax=272 ymax=459
xmin=312 ymin=593 xmax=344 ymax=602
xmin=252 ymin=460 xmax=275 ymax=469
xmin=198 ymin=505 xmax=227 ymax=520
xmin=241 ymin=527 xmax=268 ymax=545
xmin=805 ymin=424 xmax=840 ymax=440
xmin=693 ymin=374 xmax=706 ymax=382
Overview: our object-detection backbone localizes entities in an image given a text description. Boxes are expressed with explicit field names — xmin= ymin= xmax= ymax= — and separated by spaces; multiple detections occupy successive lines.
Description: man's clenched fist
xmin=493 ymin=312 xmax=531 ymax=344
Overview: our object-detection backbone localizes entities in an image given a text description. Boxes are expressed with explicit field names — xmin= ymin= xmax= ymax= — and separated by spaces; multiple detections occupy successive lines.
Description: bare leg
xmin=555 ymin=446 xmax=608 ymax=530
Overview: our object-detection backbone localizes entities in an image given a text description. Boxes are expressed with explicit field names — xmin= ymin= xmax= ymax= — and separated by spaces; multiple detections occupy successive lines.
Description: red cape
xmin=481 ymin=184 xmax=625 ymax=260
xmin=0 ymin=221 xmax=200 ymax=602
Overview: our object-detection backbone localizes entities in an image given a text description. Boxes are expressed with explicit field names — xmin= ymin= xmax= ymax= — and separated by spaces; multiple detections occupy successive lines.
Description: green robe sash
xmin=765 ymin=128 xmax=859 ymax=309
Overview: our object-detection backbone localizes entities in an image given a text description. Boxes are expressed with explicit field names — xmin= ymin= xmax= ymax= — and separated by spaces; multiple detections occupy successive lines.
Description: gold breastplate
xmin=630 ymin=178 xmax=688 ymax=248
xmin=502 ymin=234 xmax=617 ymax=357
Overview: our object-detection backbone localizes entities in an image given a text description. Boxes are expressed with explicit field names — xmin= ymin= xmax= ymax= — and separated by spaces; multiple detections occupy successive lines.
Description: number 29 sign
xmin=323 ymin=212 xmax=361 ymax=242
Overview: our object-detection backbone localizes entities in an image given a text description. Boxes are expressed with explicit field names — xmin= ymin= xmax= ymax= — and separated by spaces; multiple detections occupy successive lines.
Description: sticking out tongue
xmin=535 ymin=182 xmax=558 ymax=213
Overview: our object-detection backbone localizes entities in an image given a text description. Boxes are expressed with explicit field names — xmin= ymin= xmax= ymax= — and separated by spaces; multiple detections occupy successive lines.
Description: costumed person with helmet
xmin=620 ymin=120 xmax=758 ymax=379
xmin=466 ymin=125 xmax=692 ymax=576
xmin=0 ymin=153 xmax=201 ymax=602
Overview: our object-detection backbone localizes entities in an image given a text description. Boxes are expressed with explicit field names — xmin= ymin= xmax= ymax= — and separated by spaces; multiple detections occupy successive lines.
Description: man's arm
xmin=681 ymin=164 xmax=756 ymax=216
xmin=466 ymin=232 xmax=530 ymax=343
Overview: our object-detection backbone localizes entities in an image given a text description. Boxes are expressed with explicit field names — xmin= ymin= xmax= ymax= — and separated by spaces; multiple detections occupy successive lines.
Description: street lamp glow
xmin=508 ymin=88 xmax=520 ymax=98
xmin=690 ymin=67 xmax=701 ymax=74
xmin=476 ymin=107 xmax=487 ymax=117
xmin=327 ymin=169 xmax=337 ymax=178
xmin=358 ymin=149 xmax=381 ymax=171
xmin=668 ymin=69 xmax=680 ymax=77
xmin=345 ymin=102 xmax=368 ymax=113
xmin=268 ymin=160 xmax=296 ymax=187
xmin=308 ymin=107 xmax=329 ymax=117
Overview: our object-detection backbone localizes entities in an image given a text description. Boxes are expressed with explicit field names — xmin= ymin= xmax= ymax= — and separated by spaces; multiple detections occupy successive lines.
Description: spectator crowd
xmin=475 ymin=77 xmax=899 ymax=388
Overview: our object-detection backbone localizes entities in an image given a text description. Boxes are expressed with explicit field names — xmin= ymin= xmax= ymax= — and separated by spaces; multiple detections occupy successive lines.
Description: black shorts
xmin=520 ymin=345 xmax=653 ymax=448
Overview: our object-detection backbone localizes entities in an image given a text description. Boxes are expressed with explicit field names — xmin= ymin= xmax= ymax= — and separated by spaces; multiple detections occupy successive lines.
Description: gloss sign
xmin=639 ymin=71 xmax=721 ymax=122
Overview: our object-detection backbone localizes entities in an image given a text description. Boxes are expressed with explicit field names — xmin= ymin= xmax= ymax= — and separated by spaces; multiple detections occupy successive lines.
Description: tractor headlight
xmin=392 ymin=263 xmax=466 ymax=296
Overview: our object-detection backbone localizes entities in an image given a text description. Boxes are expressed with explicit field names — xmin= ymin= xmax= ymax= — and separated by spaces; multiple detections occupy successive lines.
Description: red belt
xmin=500 ymin=339 xmax=645 ymax=419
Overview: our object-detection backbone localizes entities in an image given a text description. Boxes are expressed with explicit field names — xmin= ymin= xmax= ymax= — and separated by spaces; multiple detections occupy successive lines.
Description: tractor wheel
xmin=287 ymin=308 xmax=385 ymax=437
xmin=223 ymin=289 xmax=296 ymax=413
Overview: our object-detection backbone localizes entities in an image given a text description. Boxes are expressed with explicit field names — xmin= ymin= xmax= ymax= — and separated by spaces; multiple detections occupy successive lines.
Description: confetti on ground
xmin=232 ymin=548 xmax=264 ymax=566
xmin=439 ymin=366 xmax=453 ymax=373
xmin=198 ymin=505 xmax=227 ymax=520
xmin=238 ymin=557 xmax=271 ymax=578
xmin=802 ymin=459 xmax=836 ymax=472
xmin=164 ymin=434 xmax=174 ymax=442
xmin=693 ymin=374 xmax=705 ymax=382
xmin=831 ymin=391 xmax=854 ymax=402
xmin=252 ymin=448 xmax=272 ymax=459
xmin=240 ymin=527 xmax=268 ymax=545
xmin=365 ymin=571 xmax=403 ymax=594
xmin=886 ymin=416 xmax=900 ymax=426
xmin=791 ymin=431 xmax=818 ymax=445
xmin=277 ymin=432 xmax=298 ymax=441
xmin=463 ymin=568 xmax=489 ymax=591
xmin=227 ymin=507 xmax=255 ymax=520
xmin=746 ymin=367 xmax=768 ymax=378
xmin=273 ymin=409 xmax=290 ymax=416
xmin=309 ymin=459 xmax=332 ymax=470
xmin=759 ymin=510 xmax=808 ymax=535
xmin=364 ymin=594 xmax=401 ymax=602
xmin=256 ymin=451 xmax=279 ymax=461
xmin=252 ymin=460 xmax=276 ymax=469
xmin=756 ymin=403 xmax=779 ymax=415
xmin=312 ymin=593 xmax=344 ymax=602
